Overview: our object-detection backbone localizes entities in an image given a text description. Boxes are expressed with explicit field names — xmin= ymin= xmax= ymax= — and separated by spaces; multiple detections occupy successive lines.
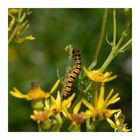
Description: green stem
xmin=86 ymin=119 xmax=97 ymax=132
xmin=8 ymin=11 xmax=26 ymax=45
xmin=100 ymin=9 xmax=131 ymax=73
xmin=100 ymin=31 xmax=130 ymax=73
xmin=8 ymin=25 xmax=20 ymax=45
xmin=99 ymin=10 xmax=117 ymax=72
xmin=115 ymin=18 xmax=131 ymax=50
xmin=90 ymin=120 xmax=96 ymax=131
xmin=100 ymin=48 xmax=116 ymax=72
xmin=119 ymin=38 xmax=132 ymax=52
xmin=90 ymin=8 xmax=108 ymax=70
xmin=116 ymin=31 xmax=127 ymax=50
xmin=83 ymin=81 xmax=92 ymax=93
xmin=113 ymin=9 xmax=116 ymax=47
xmin=86 ymin=118 xmax=93 ymax=131
xmin=38 ymin=123 xmax=43 ymax=132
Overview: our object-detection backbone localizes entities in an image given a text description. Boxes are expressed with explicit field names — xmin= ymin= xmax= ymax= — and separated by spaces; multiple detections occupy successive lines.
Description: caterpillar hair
xmin=63 ymin=48 xmax=81 ymax=97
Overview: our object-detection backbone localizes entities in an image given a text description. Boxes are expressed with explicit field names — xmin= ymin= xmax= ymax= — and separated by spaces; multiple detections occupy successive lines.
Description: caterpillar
xmin=63 ymin=48 xmax=81 ymax=97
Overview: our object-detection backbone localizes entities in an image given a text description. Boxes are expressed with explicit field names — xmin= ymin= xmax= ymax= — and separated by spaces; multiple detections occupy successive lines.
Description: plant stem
xmin=86 ymin=118 xmax=97 ymax=132
xmin=100 ymin=9 xmax=131 ymax=73
xmin=116 ymin=31 xmax=127 ymax=50
xmin=113 ymin=9 xmax=116 ymax=47
xmin=90 ymin=8 xmax=108 ymax=70
xmin=83 ymin=81 xmax=92 ymax=93
xmin=100 ymin=48 xmax=116 ymax=72
xmin=8 ymin=25 xmax=19 ymax=45
xmin=99 ymin=9 xmax=117 ymax=72
xmin=119 ymin=38 xmax=132 ymax=52
xmin=100 ymin=31 xmax=130 ymax=73
xmin=8 ymin=11 xmax=26 ymax=45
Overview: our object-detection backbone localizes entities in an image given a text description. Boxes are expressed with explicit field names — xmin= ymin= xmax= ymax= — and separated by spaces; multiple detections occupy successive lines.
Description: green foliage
xmin=8 ymin=8 xmax=132 ymax=132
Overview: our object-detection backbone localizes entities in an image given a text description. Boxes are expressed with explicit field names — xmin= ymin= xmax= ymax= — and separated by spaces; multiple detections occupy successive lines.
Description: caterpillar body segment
xmin=63 ymin=48 xmax=81 ymax=97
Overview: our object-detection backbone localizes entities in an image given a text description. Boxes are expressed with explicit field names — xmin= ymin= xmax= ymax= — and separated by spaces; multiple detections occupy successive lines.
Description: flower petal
xmin=61 ymin=106 xmax=72 ymax=120
xmin=105 ymin=93 xmax=120 ymax=107
xmin=27 ymin=86 xmax=48 ymax=100
xmin=104 ymin=88 xmax=114 ymax=107
xmin=73 ymin=100 xmax=82 ymax=114
xmin=106 ymin=118 xmax=116 ymax=129
xmin=82 ymin=98 xmax=94 ymax=110
xmin=96 ymin=85 xmax=105 ymax=109
xmin=103 ymin=75 xmax=117 ymax=82
xmin=50 ymin=79 xmax=60 ymax=94
xmin=104 ymin=109 xmax=121 ymax=118
xmin=10 ymin=87 xmax=27 ymax=99
xmin=104 ymin=72 xmax=112 ymax=78
xmin=62 ymin=93 xmax=75 ymax=109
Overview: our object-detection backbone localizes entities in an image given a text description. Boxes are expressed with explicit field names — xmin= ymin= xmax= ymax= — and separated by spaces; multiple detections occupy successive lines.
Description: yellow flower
xmin=106 ymin=111 xmax=131 ymax=132
xmin=62 ymin=99 xmax=87 ymax=125
xmin=10 ymin=79 xmax=60 ymax=100
xmin=31 ymin=110 xmax=48 ymax=123
xmin=30 ymin=90 xmax=63 ymax=124
xmin=83 ymin=66 xmax=117 ymax=83
xmin=61 ymin=93 xmax=76 ymax=119
xmin=46 ymin=91 xmax=62 ymax=115
xmin=8 ymin=9 xmax=22 ymax=32
xmin=61 ymin=84 xmax=120 ymax=125
xmin=82 ymin=84 xmax=120 ymax=120
xmin=15 ymin=35 xmax=35 ymax=43
xmin=31 ymin=91 xmax=75 ymax=124
xmin=31 ymin=109 xmax=62 ymax=131
xmin=71 ymin=100 xmax=89 ymax=125
xmin=47 ymin=91 xmax=75 ymax=116
xmin=8 ymin=8 xmax=35 ymax=44
xmin=10 ymin=86 xmax=48 ymax=100
xmin=71 ymin=113 xmax=85 ymax=125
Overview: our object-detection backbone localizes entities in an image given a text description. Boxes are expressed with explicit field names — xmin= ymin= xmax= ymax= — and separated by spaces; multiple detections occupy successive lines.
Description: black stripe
xmin=63 ymin=48 xmax=81 ymax=97
xmin=66 ymin=85 xmax=72 ymax=88
xmin=76 ymin=62 xmax=81 ymax=65
xmin=72 ymin=70 xmax=78 ymax=74
xmin=68 ymin=80 xmax=73 ymax=83
xmin=70 ymin=75 xmax=75 ymax=79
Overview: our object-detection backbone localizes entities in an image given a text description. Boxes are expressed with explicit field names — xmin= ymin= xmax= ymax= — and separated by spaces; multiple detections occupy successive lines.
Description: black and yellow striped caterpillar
xmin=63 ymin=48 xmax=81 ymax=97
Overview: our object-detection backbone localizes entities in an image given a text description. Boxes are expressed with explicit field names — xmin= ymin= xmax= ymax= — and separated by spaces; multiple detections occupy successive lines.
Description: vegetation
xmin=8 ymin=8 xmax=132 ymax=132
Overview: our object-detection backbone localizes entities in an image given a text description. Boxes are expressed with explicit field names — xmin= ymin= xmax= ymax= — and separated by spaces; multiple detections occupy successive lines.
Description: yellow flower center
xmin=32 ymin=110 xmax=48 ymax=123
xmin=71 ymin=113 xmax=84 ymax=125
xmin=27 ymin=86 xmax=48 ymax=100
xmin=91 ymin=71 xmax=104 ymax=82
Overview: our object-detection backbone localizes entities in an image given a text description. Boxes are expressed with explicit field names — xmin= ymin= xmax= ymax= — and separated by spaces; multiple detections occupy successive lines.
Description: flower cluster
xmin=107 ymin=111 xmax=131 ymax=132
xmin=10 ymin=65 xmax=131 ymax=131
xmin=9 ymin=9 xmax=131 ymax=132
xmin=8 ymin=8 xmax=35 ymax=45
xmin=83 ymin=66 xmax=117 ymax=83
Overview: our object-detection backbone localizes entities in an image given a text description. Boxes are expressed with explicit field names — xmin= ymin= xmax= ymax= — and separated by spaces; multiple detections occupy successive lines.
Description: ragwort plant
xmin=8 ymin=8 xmax=35 ymax=45
xmin=9 ymin=8 xmax=132 ymax=132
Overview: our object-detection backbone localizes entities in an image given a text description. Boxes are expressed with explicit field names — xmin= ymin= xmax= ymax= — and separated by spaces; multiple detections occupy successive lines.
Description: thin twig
xmin=91 ymin=8 xmax=108 ymax=69
xmin=119 ymin=38 xmax=132 ymax=52
xmin=113 ymin=9 xmax=116 ymax=47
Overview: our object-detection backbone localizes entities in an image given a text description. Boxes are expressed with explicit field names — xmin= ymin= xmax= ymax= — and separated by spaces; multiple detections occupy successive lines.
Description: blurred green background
xmin=8 ymin=8 xmax=132 ymax=132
